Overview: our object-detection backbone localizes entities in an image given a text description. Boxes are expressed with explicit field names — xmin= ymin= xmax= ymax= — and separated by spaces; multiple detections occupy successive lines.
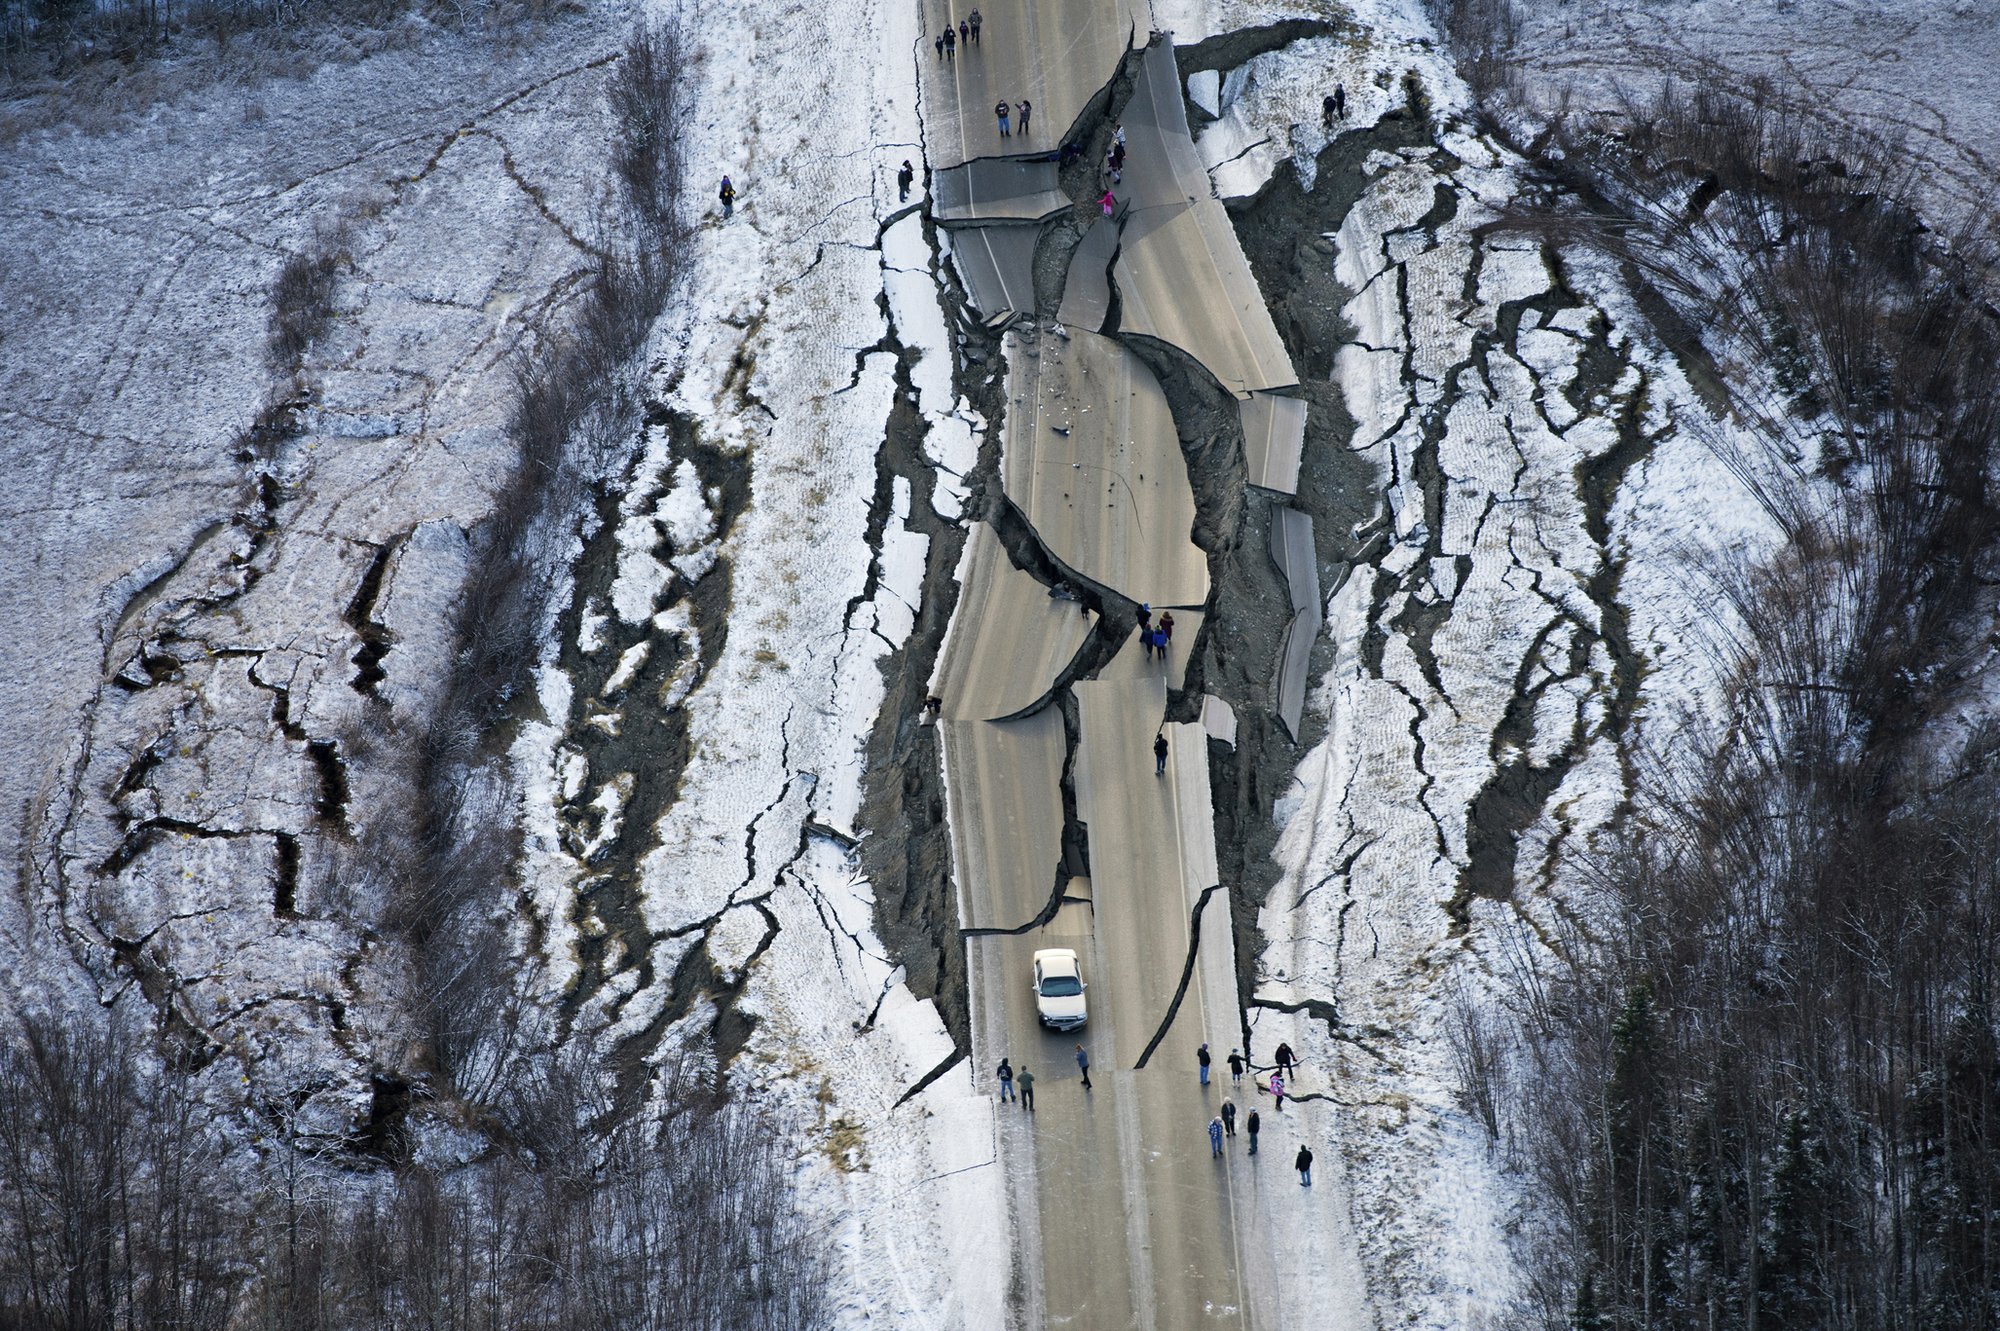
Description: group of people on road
xmin=934 ymin=8 xmax=981 ymax=59
xmin=1137 ymin=604 xmax=1174 ymax=663
xmin=996 ymin=1056 xmax=1034 ymax=1109
xmin=1205 ymin=1041 xmax=1312 ymax=1182
xmin=932 ymin=7 xmax=980 ymax=59
xmin=995 ymin=98 xmax=1032 ymax=138
xmin=993 ymin=1043 xmax=1085 ymax=1111
xmin=995 ymin=1040 xmax=1314 ymax=1185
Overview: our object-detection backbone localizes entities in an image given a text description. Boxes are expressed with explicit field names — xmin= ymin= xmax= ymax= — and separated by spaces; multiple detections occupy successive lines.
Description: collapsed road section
xmin=916 ymin=3 xmax=1339 ymax=1324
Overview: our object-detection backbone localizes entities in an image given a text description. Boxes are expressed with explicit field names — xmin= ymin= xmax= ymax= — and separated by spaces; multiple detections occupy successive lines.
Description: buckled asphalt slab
xmin=933 ymin=157 xmax=1073 ymax=224
xmin=1000 ymin=326 xmax=1209 ymax=609
xmin=950 ymin=222 xmax=1043 ymax=322
xmin=1241 ymin=391 xmax=1308 ymax=494
xmin=1268 ymin=506 xmax=1322 ymax=740
xmin=933 ymin=520 xmax=1093 ymax=721
xmin=1057 ymin=215 xmax=1120 ymax=332
xmin=1106 ymin=40 xmax=1299 ymax=398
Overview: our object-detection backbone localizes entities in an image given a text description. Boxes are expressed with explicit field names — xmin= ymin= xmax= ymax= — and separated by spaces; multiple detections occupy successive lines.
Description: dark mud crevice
xmin=1247 ymin=993 xmax=1390 ymax=1064
xmin=97 ymin=817 xmax=287 ymax=879
xmin=1132 ymin=883 xmax=1225 ymax=1070
xmin=273 ymin=831 xmax=301 ymax=917
xmin=1189 ymin=126 xmax=1421 ymax=1024
xmin=1453 ymin=333 xmax=1656 ymax=912
xmin=984 ymin=489 xmax=1129 ymax=625
xmin=343 ymin=538 xmax=396 ymax=696
xmin=1118 ymin=333 xmax=1249 ymax=559
xmin=857 ymin=194 xmax=1013 ymax=1058
xmin=893 ymin=1048 xmax=967 ymax=1108
xmin=1051 ymin=34 xmax=1150 ymax=195
xmin=1453 ymin=605 xmax=1586 ymax=919
xmin=307 ymin=738 xmax=350 ymax=831
xmin=1033 ymin=212 xmax=1098 ymax=318
xmin=1174 ymin=18 xmax=1354 ymax=84
xmin=549 ymin=406 xmax=751 ymax=1038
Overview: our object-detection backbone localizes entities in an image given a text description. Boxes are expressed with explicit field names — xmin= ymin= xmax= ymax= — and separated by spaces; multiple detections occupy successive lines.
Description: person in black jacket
xmin=1296 ymin=1145 xmax=1314 ymax=1186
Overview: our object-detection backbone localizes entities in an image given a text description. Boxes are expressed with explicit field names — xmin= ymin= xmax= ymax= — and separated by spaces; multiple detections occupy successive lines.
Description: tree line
xmin=0 ymin=1014 xmax=828 ymax=1330
xmin=1456 ymin=69 xmax=2000 ymax=1330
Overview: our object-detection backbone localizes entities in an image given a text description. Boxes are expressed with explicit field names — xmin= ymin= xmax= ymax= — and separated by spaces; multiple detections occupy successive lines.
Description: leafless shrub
xmin=0 ymin=0 xmax=530 ymax=92
xmin=1444 ymin=983 xmax=1506 ymax=1144
xmin=1422 ymin=0 xmax=1522 ymax=104
xmin=268 ymin=223 xmax=348 ymax=369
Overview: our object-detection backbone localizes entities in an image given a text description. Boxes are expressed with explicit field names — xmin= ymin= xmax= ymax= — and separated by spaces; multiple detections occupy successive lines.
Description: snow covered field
xmin=1508 ymin=0 xmax=2000 ymax=229
xmin=0 ymin=10 xmax=629 ymax=1109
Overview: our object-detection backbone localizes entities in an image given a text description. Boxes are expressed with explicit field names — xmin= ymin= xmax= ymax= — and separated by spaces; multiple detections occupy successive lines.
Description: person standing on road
xmin=1209 ymin=1116 xmax=1225 ymax=1157
xmin=968 ymin=7 xmax=981 ymax=42
xmin=1296 ymin=1144 xmax=1314 ymax=1186
xmin=898 ymin=160 xmax=914 ymax=202
xmin=1160 ymin=611 xmax=1174 ymax=644
xmin=1198 ymin=1042 xmax=1212 ymax=1086
xmin=719 ymin=176 xmax=735 ymax=218
xmin=1270 ymin=1070 xmax=1285 ymax=1111
xmin=1138 ymin=603 xmax=1152 ymax=632
xmin=997 ymin=1057 xmax=1015 ymax=1102
xmin=1275 ymin=1041 xmax=1296 ymax=1077
xmin=1016 ymin=99 xmax=1031 ymax=136
xmin=1075 ymin=1044 xmax=1092 ymax=1090
xmin=1221 ymin=1099 xmax=1237 ymax=1137
xmin=1228 ymin=1048 xmax=1244 ymax=1084
xmin=958 ymin=19 xmax=969 ymax=48
xmin=1155 ymin=732 xmax=1169 ymax=776
xmin=1100 ymin=189 xmax=1116 ymax=219
xmin=1246 ymin=1108 xmax=1261 ymax=1154
xmin=996 ymin=100 xmax=1010 ymax=137
xmin=943 ymin=25 xmax=955 ymax=59
xmin=935 ymin=33 xmax=943 ymax=58
xmin=1018 ymin=1066 xmax=1035 ymax=1110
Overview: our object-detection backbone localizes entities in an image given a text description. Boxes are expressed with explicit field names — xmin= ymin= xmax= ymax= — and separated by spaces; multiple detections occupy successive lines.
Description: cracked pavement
xmin=923 ymin=7 xmax=1331 ymax=1325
